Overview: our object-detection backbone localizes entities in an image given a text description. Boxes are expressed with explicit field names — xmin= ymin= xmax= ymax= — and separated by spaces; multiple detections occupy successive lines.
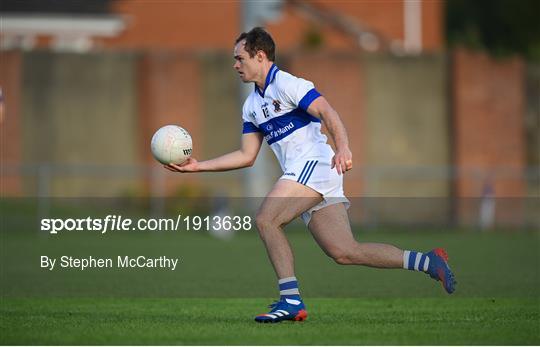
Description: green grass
xmin=1 ymin=200 xmax=539 ymax=344
xmin=1 ymin=298 xmax=538 ymax=345
xmin=2 ymin=227 xmax=538 ymax=298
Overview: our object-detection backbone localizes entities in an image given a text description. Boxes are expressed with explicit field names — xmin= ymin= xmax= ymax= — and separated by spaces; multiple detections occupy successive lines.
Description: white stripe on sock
xmin=423 ymin=256 xmax=430 ymax=271
xmin=280 ymin=288 xmax=299 ymax=295
xmin=403 ymin=251 xmax=410 ymax=269
xmin=278 ymin=276 xmax=297 ymax=284
xmin=414 ymin=253 xmax=422 ymax=271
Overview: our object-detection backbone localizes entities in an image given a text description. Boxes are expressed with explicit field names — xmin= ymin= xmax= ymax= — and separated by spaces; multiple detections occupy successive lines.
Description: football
xmin=150 ymin=125 xmax=192 ymax=165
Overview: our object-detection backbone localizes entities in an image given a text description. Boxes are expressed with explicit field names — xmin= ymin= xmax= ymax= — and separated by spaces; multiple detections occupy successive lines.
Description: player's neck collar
xmin=255 ymin=63 xmax=279 ymax=98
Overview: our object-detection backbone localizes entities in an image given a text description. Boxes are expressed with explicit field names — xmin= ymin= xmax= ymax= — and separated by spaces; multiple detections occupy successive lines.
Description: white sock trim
xmin=423 ymin=257 xmax=430 ymax=271
xmin=280 ymin=288 xmax=300 ymax=295
xmin=414 ymin=253 xmax=422 ymax=271
xmin=278 ymin=276 xmax=297 ymax=284
xmin=403 ymin=251 xmax=410 ymax=269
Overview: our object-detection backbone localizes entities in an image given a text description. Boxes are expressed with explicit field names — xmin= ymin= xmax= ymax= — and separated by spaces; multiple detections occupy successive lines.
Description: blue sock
xmin=403 ymin=250 xmax=430 ymax=272
xmin=278 ymin=276 xmax=302 ymax=302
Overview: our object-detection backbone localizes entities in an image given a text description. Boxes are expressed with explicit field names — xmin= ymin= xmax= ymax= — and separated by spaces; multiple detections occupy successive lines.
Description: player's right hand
xmin=164 ymin=157 xmax=200 ymax=173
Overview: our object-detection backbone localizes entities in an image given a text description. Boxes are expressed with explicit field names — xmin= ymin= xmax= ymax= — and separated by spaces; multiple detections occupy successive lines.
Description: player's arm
xmin=307 ymin=96 xmax=352 ymax=174
xmin=164 ymin=132 xmax=263 ymax=173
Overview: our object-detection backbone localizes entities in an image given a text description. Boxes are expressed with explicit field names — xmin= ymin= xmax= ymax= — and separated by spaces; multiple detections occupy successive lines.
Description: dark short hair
xmin=235 ymin=27 xmax=275 ymax=61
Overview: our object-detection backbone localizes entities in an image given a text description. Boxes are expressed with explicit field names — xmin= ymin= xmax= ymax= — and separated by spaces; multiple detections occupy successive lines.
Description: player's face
xmin=233 ymin=41 xmax=258 ymax=83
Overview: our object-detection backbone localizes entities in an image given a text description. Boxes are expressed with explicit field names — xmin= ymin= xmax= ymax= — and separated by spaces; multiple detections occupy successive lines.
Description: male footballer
xmin=165 ymin=27 xmax=456 ymax=323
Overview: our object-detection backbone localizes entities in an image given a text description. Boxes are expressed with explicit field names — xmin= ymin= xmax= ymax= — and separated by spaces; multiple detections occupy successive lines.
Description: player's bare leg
xmin=308 ymin=203 xmax=403 ymax=267
xmin=254 ymin=179 xmax=322 ymax=323
xmin=256 ymin=179 xmax=322 ymax=278
xmin=308 ymin=203 xmax=456 ymax=292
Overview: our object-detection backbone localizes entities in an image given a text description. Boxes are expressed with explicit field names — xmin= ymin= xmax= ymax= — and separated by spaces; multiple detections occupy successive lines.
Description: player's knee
xmin=334 ymin=255 xmax=354 ymax=265
xmin=255 ymin=214 xmax=268 ymax=231
xmin=327 ymin=248 xmax=354 ymax=265
xmin=255 ymin=213 xmax=277 ymax=232
xmin=255 ymin=211 xmax=290 ymax=233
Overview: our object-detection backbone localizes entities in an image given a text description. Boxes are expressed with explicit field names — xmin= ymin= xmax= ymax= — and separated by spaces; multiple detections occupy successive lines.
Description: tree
xmin=446 ymin=0 xmax=540 ymax=60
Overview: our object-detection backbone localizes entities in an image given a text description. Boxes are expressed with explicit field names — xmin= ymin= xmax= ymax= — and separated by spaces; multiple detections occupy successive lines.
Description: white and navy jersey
xmin=242 ymin=64 xmax=332 ymax=171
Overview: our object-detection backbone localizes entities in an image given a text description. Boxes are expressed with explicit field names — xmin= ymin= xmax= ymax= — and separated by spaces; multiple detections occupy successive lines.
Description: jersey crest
xmin=273 ymin=99 xmax=281 ymax=112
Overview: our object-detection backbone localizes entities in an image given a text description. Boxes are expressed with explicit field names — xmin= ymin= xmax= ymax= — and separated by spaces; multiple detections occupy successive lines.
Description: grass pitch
xmin=1 ymin=298 xmax=538 ymax=345
xmin=1 ymin=201 xmax=539 ymax=344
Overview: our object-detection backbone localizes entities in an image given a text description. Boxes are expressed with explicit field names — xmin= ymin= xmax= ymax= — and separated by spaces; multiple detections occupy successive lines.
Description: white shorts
xmin=279 ymin=156 xmax=350 ymax=226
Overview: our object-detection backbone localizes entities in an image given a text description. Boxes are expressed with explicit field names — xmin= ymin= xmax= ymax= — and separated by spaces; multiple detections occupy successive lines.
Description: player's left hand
xmin=332 ymin=147 xmax=353 ymax=175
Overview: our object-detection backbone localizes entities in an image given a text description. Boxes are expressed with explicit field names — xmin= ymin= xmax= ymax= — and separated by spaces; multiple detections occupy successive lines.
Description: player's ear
xmin=256 ymin=50 xmax=265 ymax=62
